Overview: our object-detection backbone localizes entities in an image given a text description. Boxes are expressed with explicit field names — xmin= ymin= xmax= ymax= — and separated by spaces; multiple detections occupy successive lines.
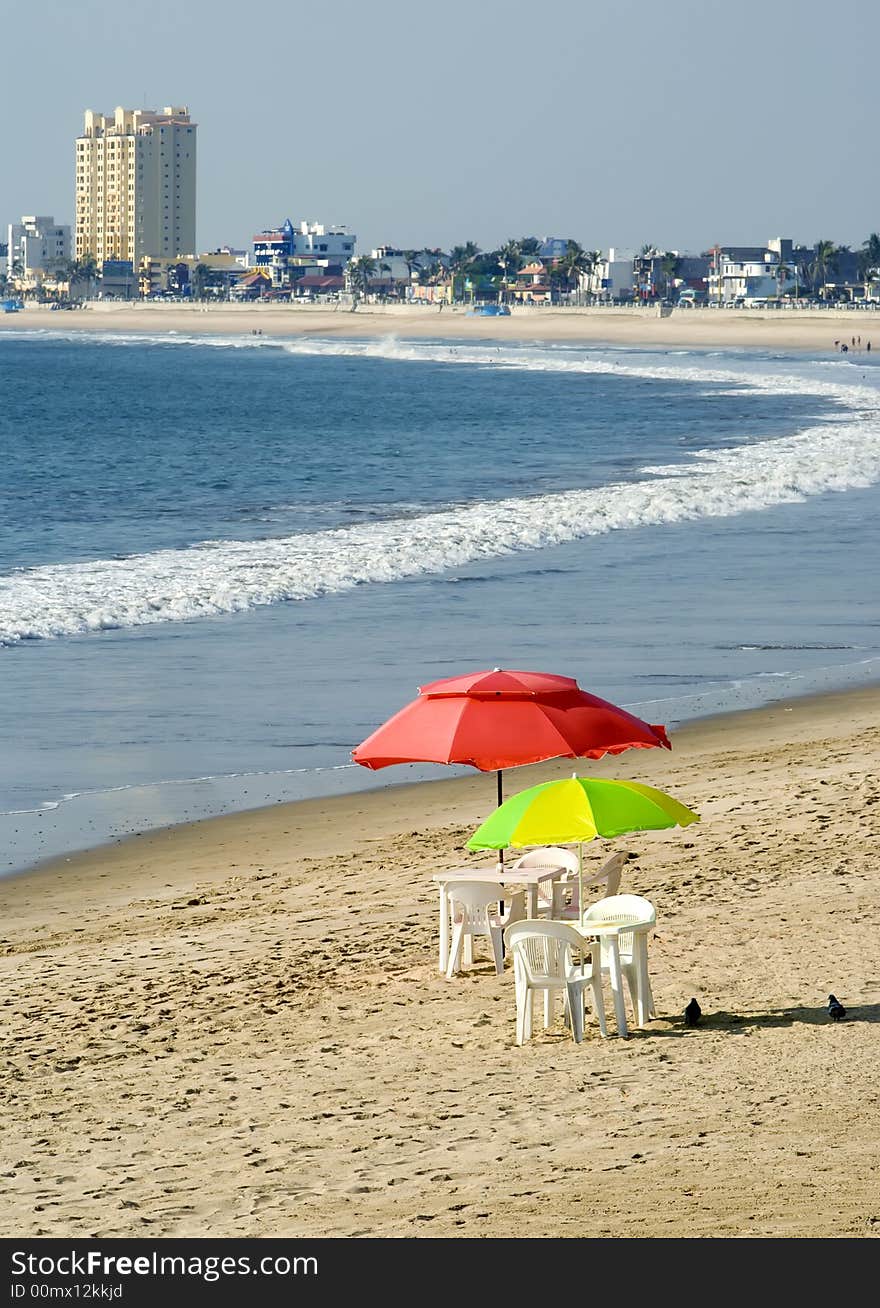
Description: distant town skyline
xmin=2 ymin=0 xmax=878 ymax=258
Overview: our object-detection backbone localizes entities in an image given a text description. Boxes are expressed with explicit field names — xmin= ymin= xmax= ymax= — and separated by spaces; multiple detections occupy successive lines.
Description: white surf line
xmin=1 ymin=349 xmax=878 ymax=645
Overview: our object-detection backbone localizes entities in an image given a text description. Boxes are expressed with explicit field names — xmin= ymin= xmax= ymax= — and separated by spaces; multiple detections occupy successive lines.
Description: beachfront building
xmin=584 ymin=248 xmax=635 ymax=301
xmin=510 ymin=260 xmax=552 ymax=303
xmin=538 ymin=236 xmax=570 ymax=262
xmin=6 ymin=216 xmax=71 ymax=285
xmin=673 ymin=254 xmax=712 ymax=301
xmin=252 ymin=219 xmax=355 ymax=290
xmin=632 ymin=250 xmax=712 ymax=302
xmin=231 ymin=269 xmax=272 ymax=300
xmin=100 ymin=261 xmax=137 ymax=299
xmin=368 ymin=248 xmax=452 ymax=302
xmin=75 ymin=107 xmax=197 ymax=267
xmin=808 ymin=245 xmax=868 ymax=302
xmin=706 ymin=238 xmax=796 ymax=304
xmin=251 ymin=219 xmax=296 ymax=278
xmin=139 ymin=248 xmax=249 ymax=298
xmin=366 ymin=247 xmax=412 ymax=297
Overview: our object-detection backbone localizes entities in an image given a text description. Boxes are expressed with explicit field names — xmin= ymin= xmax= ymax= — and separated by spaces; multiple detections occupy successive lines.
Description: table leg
xmin=635 ymin=936 xmax=656 ymax=1025
xmin=526 ymin=886 xmax=539 ymax=918
xmin=606 ymin=938 xmax=629 ymax=1038
xmin=634 ymin=935 xmax=649 ymax=1026
xmin=438 ymin=885 xmax=449 ymax=974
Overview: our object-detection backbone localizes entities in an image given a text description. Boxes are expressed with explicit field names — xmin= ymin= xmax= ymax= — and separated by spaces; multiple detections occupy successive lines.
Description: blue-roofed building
xmin=252 ymin=218 xmax=356 ymax=287
xmin=538 ymin=236 xmax=570 ymax=261
xmin=253 ymin=218 xmax=297 ymax=275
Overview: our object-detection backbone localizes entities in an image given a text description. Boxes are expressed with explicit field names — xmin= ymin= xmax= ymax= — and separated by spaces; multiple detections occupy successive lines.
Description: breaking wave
xmin=1 ymin=339 xmax=879 ymax=645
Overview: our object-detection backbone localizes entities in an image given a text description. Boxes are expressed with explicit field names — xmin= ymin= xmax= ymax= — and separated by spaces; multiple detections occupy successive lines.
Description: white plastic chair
xmin=504 ymin=919 xmax=607 ymax=1044
xmin=508 ymin=846 xmax=579 ymax=917
xmin=445 ymin=881 xmax=526 ymax=978
xmin=580 ymin=894 xmax=657 ymax=1026
xmin=548 ymin=850 xmax=628 ymax=920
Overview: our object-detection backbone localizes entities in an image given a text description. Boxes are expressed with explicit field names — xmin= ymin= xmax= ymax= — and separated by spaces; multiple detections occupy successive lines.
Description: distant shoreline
xmin=3 ymin=300 xmax=879 ymax=351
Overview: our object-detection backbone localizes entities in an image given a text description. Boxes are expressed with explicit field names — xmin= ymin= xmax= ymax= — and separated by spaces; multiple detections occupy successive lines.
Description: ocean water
xmin=1 ymin=329 xmax=879 ymax=875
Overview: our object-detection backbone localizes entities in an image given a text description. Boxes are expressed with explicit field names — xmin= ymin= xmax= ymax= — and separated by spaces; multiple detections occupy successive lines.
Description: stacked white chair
xmin=508 ymin=847 xmax=627 ymax=919
xmin=580 ymin=893 xmax=657 ymax=1026
xmin=504 ymin=919 xmax=608 ymax=1045
xmin=508 ymin=846 xmax=578 ymax=916
xmin=445 ymin=881 xmax=526 ymax=978
xmin=550 ymin=850 xmax=628 ymax=920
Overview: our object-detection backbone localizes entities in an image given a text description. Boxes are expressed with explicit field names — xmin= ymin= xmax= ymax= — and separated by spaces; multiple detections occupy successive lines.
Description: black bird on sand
xmin=684 ymin=998 xmax=702 ymax=1026
xmin=827 ymin=994 xmax=847 ymax=1022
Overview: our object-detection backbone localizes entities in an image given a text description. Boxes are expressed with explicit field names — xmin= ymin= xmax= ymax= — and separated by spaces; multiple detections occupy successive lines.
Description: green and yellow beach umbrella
xmin=467 ymin=775 xmax=700 ymax=914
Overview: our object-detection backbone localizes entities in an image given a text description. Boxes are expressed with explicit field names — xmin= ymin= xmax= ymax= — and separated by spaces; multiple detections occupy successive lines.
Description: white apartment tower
xmin=75 ymin=106 xmax=197 ymax=266
xmin=7 ymin=216 xmax=70 ymax=278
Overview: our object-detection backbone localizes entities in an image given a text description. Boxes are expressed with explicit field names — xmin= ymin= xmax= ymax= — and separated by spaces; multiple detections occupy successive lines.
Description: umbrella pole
xmin=578 ymin=843 xmax=584 ymax=928
xmin=496 ymin=769 xmax=505 ymax=918
xmin=497 ymin=769 xmax=504 ymax=868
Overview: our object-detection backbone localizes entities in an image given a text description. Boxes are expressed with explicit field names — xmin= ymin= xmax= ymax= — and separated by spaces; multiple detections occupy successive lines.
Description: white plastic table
xmin=432 ymin=865 xmax=562 ymax=974
xmin=573 ymin=920 xmax=654 ymax=1038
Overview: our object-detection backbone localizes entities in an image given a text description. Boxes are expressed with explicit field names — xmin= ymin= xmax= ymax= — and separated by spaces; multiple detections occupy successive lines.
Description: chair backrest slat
xmin=505 ymin=919 xmax=587 ymax=983
xmin=447 ymin=880 xmax=502 ymax=932
xmin=510 ymin=846 xmax=579 ymax=876
xmin=581 ymin=894 xmax=656 ymax=958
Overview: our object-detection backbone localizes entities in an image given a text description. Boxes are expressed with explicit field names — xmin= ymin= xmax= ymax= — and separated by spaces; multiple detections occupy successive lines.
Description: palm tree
xmin=635 ymin=244 xmax=660 ymax=299
xmin=791 ymin=245 xmax=812 ymax=301
xmin=661 ymin=251 xmax=681 ymax=301
xmin=72 ymin=254 xmax=99 ymax=299
xmin=346 ymin=255 xmax=376 ymax=303
xmin=862 ymin=232 xmax=880 ymax=265
xmin=401 ymin=250 xmax=422 ymax=295
xmin=495 ymin=240 xmax=522 ymax=302
xmin=191 ymin=262 xmax=209 ymax=300
xmin=376 ymin=261 xmax=393 ymax=300
xmin=449 ymin=242 xmax=480 ymax=302
xmin=775 ymin=262 xmax=792 ymax=300
xmin=556 ymin=240 xmax=593 ymax=298
xmin=812 ymin=239 xmax=839 ymax=299
xmin=517 ymin=236 xmax=541 ymax=257
xmin=546 ymin=262 xmax=567 ymax=301
xmin=497 ymin=239 xmax=522 ymax=275
xmin=859 ymin=233 xmax=880 ymax=298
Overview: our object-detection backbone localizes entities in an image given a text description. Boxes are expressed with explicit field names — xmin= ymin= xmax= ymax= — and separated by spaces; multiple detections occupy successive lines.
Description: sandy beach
xmin=2 ymin=685 xmax=879 ymax=1238
xmin=3 ymin=300 xmax=880 ymax=351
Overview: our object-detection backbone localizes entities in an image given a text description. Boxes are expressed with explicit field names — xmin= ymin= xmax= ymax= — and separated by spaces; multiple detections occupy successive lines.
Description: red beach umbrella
xmin=352 ymin=667 xmax=670 ymax=808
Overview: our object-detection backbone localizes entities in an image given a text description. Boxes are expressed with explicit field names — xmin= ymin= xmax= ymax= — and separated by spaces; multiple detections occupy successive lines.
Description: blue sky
xmin=3 ymin=0 xmax=878 ymax=256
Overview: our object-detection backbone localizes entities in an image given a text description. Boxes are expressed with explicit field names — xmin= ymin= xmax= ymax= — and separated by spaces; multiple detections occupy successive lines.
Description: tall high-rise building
xmin=75 ymin=106 xmax=196 ymax=266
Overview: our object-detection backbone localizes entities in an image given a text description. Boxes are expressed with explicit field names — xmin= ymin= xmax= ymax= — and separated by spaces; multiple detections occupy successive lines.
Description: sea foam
xmin=1 ymin=341 xmax=878 ymax=645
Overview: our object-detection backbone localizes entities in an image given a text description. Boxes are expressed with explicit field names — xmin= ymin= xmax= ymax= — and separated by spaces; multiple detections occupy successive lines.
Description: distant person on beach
xmin=841 ymin=343 xmax=848 ymax=352
xmin=868 ymin=341 xmax=872 ymax=352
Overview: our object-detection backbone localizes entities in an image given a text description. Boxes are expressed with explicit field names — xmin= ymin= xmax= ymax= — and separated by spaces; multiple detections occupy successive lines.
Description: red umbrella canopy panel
xmin=352 ymin=668 xmax=670 ymax=772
